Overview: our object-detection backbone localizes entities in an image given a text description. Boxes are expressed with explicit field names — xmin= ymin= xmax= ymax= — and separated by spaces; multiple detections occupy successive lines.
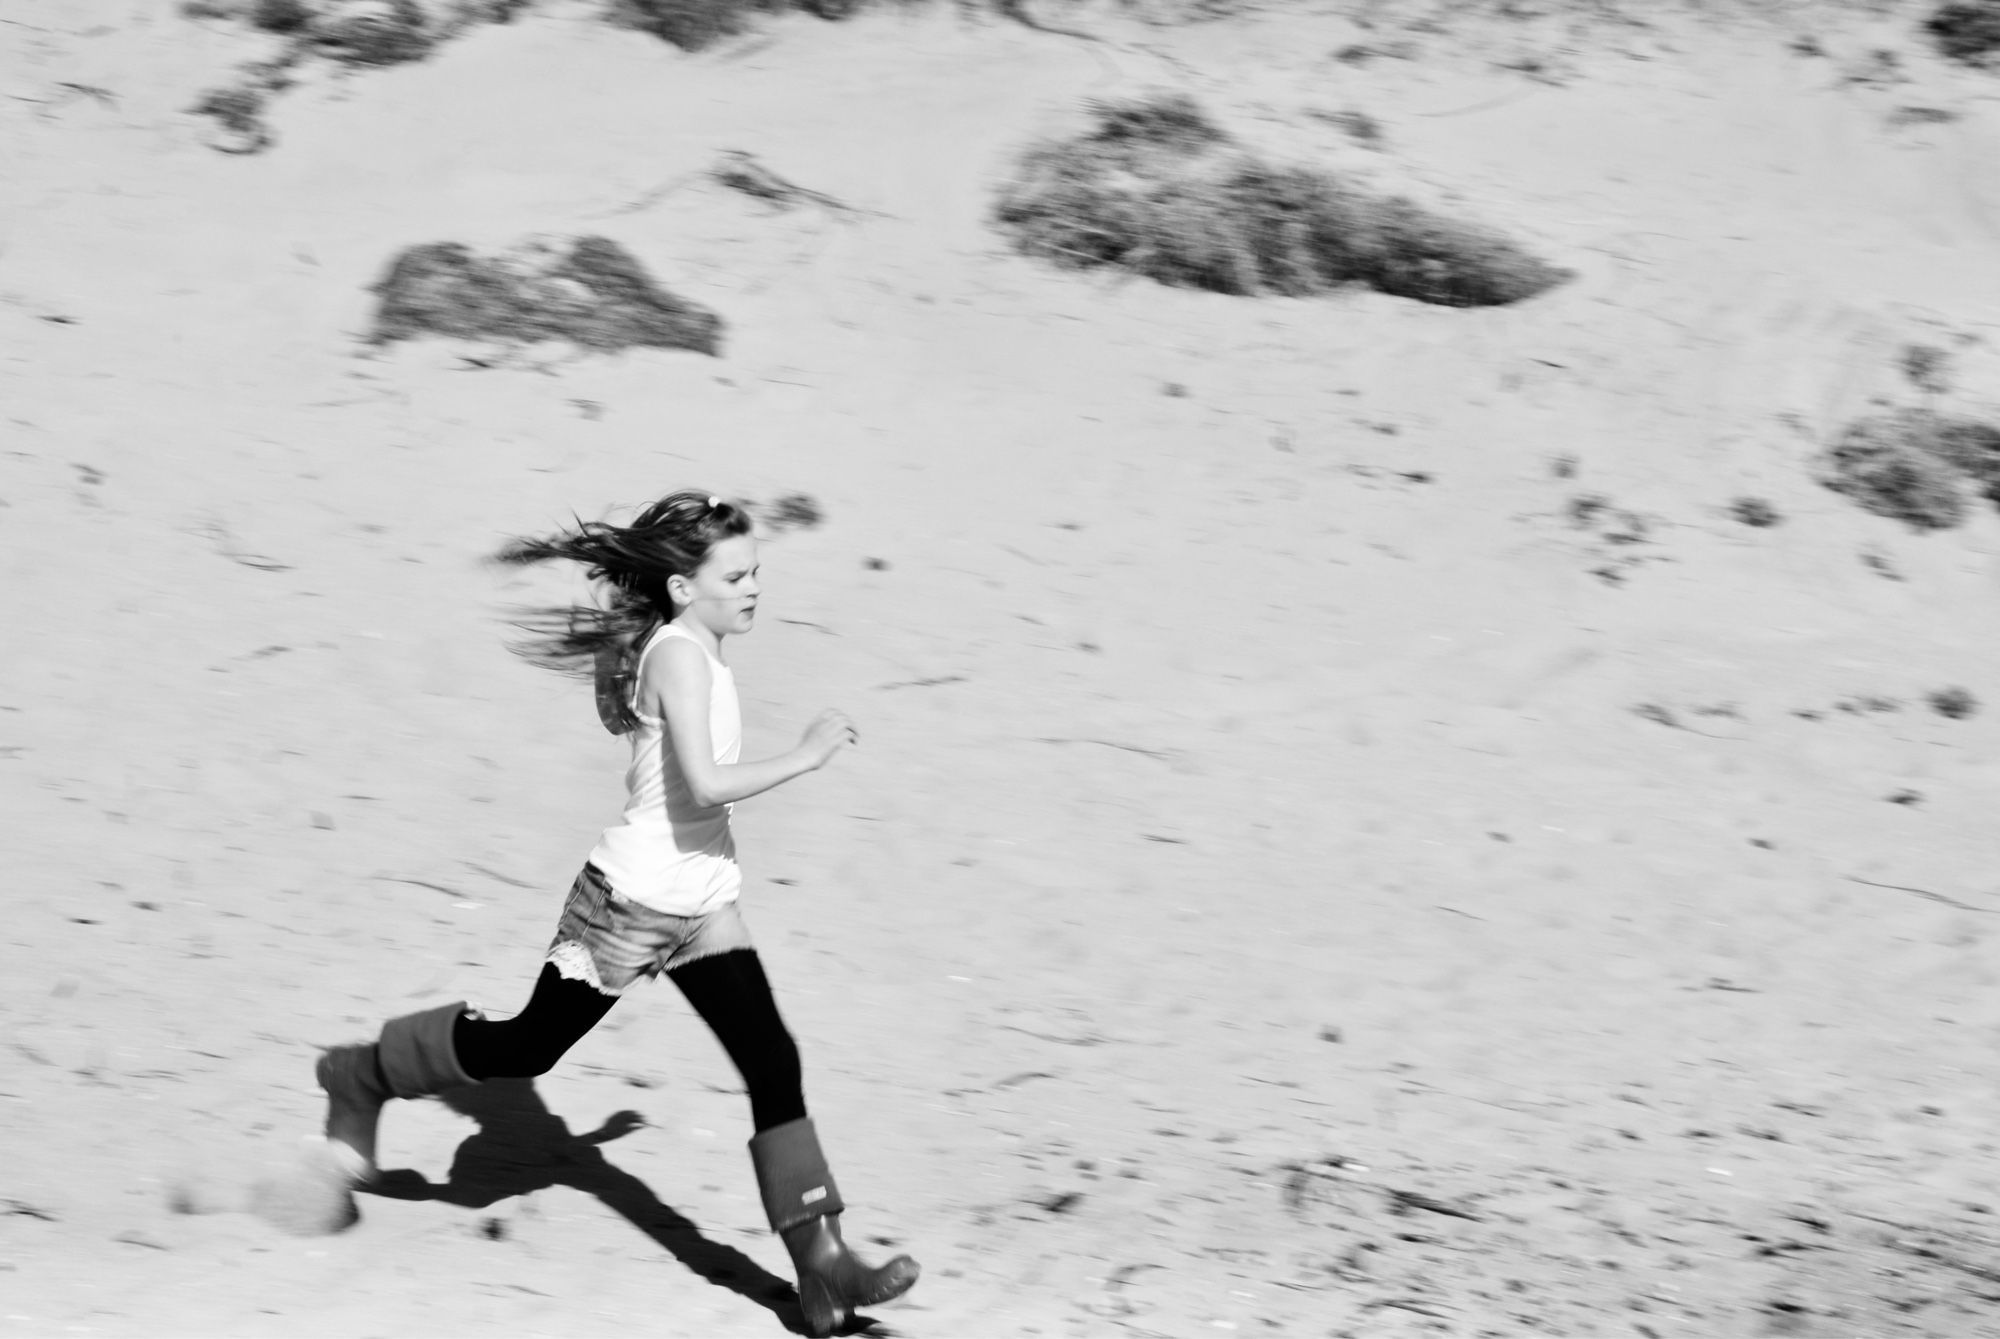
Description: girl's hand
xmin=802 ymin=710 xmax=858 ymax=768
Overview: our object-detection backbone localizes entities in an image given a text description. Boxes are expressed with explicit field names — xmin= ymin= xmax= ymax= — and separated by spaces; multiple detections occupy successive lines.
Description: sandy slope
xmin=8 ymin=1 xmax=2000 ymax=1335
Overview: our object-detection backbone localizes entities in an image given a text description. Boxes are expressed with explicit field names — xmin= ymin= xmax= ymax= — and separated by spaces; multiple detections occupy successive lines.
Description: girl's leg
xmin=285 ymin=869 xmax=631 ymax=1237
xmin=671 ymin=949 xmax=916 ymax=1338
xmin=667 ymin=949 xmax=805 ymax=1131
xmin=453 ymin=963 xmax=618 ymax=1080
xmin=320 ymin=964 xmax=615 ymax=1177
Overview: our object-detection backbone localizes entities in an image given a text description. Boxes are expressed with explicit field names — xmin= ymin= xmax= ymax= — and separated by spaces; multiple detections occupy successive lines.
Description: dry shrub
xmin=191 ymin=84 xmax=267 ymax=131
xmin=455 ymin=0 xmax=534 ymax=19
xmin=251 ymin=0 xmax=315 ymax=27
xmin=1928 ymin=2 xmax=2000 ymax=66
xmin=762 ymin=493 xmax=825 ymax=532
xmin=1928 ymin=686 xmax=1979 ymax=718
xmin=1081 ymin=91 xmax=1230 ymax=156
xmin=607 ymin=0 xmax=791 ymax=50
xmin=1363 ymin=194 xmax=1567 ymax=306
xmin=193 ymin=0 xmax=533 ymax=58
xmin=1818 ymin=409 xmax=1978 ymax=530
xmin=1317 ymin=107 xmax=1386 ymax=148
xmin=423 ymin=0 xmax=535 ymax=36
xmin=993 ymin=94 xmax=1567 ymax=307
xmin=1901 ymin=342 xmax=1953 ymax=392
xmin=183 ymin=0 xmax=845 ymax=155
xmin=608 ymin=0 xmax=862 ymax=51
xmin=193 ymin=0 xmax=870 ymax=67
xmin=181 ymin=0 xmax=263 ymax=17
xmin=309 ymin=0 xmax=435 ymax=64
xmin=1729 ymin=496 xmax=1782 ymax=528
xmin=1924 ymin=415 xmax=2000 ymax=500
xmin=369 ymin=236 xmax=723 ymax=354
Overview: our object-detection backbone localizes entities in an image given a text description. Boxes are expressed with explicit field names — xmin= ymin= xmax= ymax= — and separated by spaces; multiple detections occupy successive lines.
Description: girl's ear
xmin=665 ymin=571 xmax=691 ymax=610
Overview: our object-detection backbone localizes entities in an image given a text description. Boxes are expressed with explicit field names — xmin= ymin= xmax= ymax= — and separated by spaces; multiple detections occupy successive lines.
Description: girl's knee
xmin=458 ymin=1022 xmax=572 ymax=1081
xmin=516 ymin=1049 xmax=564 ymax=1079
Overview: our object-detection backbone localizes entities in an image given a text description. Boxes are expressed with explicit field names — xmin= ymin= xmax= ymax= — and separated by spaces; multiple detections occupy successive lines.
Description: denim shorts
xmin=544 ymin=863 xmax=755 ymax=997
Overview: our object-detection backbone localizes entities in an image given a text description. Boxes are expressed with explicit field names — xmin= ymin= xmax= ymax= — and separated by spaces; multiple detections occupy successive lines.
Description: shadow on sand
xmin=369 ymin=1079 xmax=890 ymax=1337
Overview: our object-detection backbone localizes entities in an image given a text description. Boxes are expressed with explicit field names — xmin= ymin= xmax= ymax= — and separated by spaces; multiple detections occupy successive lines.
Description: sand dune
xmin=7 ymin=1 xmax=2000 ymax=1335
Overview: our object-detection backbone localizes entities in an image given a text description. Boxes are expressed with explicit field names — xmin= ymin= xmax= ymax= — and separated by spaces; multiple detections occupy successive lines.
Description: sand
xmin=7 ymin=1 xmax=2000 ymax=1335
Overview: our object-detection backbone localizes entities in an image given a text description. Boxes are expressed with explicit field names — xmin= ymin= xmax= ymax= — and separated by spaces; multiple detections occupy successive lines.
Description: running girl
xmin=308 ymin=491 xmax=919 ymax=1336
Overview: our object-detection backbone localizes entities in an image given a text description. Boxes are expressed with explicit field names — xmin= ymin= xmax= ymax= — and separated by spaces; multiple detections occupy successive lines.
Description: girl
xmin=308 ymin=491 xmax=919 ymax=1336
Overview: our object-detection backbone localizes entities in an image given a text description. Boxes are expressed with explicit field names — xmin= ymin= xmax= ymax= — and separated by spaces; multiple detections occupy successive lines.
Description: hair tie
xmin=707 ymin=495 xmax=719 ymax=509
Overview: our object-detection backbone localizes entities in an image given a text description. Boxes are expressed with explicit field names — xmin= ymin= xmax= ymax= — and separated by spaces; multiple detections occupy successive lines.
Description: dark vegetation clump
xmin=1317 ymin=108 xmax=1385 ymax=148
xmin=1901 ymin=342 xmax=1953 ymax=393
xmin=1921 ymin=416 xmax=2000 ymax=499
xmin=1887 ymin=104 xmax=1960 ymax=128
xmin=191 ymin=84 xmax=266 ymax=132
xmin=761 ymin=493 xmax=824 ymax=532
xmin=251 ymin=0 xmax=315 ymax=30
xmin=368 ymin=236 xmax=723 ymax=354
xmin=189 ymin=81 xmax=275 ymax=152
xmin=1820 ymin=412 xmax=1968 ymax=530
xmin=1928 ymin=686 xmax=1979 ymax=719
xmin=186 ymin=0 xmax=863 ymax=101
xmin=607 ymin=0 xmax=787 ymax=52
xmin=1728 ymin=496 xmax=1782 ymax=528
xmin=190 ymin=2 xmax=547 ymax=73
xmin=318 ymin=0 xmax=536 ymax=63
xmin=311 ymin=0 xmax=435 ymax=65
xmin=993 ymin=94 xmax=1567 ymax=307
xmin=180 ymin=1 xmax=546 ymax=158
xmin=1081 ymin=92 xmax=1231 ymax=155
xmin=1819 ymin=407 xmax=2000 ymax=529
xmin=608 ymin=0 xmax=856 ymax=51
xmin=1927 ymin=2 xmax=2000 ymax=66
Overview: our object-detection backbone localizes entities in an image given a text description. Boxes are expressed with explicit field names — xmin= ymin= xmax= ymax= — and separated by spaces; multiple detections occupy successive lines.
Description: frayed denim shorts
xmin=545 ymin=863 xmax=754 ymax=997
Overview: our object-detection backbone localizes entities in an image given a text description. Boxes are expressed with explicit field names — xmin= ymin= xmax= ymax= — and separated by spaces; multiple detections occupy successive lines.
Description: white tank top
xmin=586 ymin=623 xmax=743 ymax=915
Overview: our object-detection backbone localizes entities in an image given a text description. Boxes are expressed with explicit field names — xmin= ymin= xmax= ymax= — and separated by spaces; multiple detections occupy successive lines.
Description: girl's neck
xmin=669 ymin=610 xmax=725 ymax=659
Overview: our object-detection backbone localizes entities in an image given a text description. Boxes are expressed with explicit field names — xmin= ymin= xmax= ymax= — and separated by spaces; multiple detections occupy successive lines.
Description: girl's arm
xmin=648 ymin=637 xmax=854 ymax=808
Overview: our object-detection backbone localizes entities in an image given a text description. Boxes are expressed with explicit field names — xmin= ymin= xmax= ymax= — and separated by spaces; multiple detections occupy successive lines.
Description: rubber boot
xmin=315 ymin=1000 xmax=477 ymax=1180
xmin=749 ymin=1117 xmax=920 ymax=1337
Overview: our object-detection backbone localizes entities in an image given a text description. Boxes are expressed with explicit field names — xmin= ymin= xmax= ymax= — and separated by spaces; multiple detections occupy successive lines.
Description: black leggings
xmin=451 ymin=949 xmax=807 ymax=1132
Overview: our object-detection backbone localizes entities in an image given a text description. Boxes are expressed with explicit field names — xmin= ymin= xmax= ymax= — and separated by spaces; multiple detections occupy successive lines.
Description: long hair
xmin=495 ymin=490 xmax=752 ymax=731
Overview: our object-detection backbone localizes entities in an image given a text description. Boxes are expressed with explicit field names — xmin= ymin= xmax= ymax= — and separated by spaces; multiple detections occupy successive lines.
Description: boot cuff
xmin=749 ymin=1117 xmax=847 ymax=1231
xmin=376 ymin=1001 xmax=475 ymax=1099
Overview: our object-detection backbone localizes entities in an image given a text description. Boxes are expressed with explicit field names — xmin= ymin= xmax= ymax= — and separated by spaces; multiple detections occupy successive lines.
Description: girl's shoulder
xmin=642 ymin=629 xmax=721 ymax=686
xmin=634 ymin=630 xmax=716 ymax=727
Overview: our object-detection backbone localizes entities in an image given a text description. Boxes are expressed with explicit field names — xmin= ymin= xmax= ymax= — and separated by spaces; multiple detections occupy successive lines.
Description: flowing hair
xmin=495 ymin=490 xmax=753 ymax=732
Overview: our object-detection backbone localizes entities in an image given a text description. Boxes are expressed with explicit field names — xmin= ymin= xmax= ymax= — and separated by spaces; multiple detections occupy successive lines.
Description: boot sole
xmin=799 ymin=1258 xmax=920 ymax=1336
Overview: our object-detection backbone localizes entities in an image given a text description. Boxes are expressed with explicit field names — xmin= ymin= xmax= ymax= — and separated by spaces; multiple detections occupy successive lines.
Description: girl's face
xmin=673 ymin=533 xmax=761 ymax=638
